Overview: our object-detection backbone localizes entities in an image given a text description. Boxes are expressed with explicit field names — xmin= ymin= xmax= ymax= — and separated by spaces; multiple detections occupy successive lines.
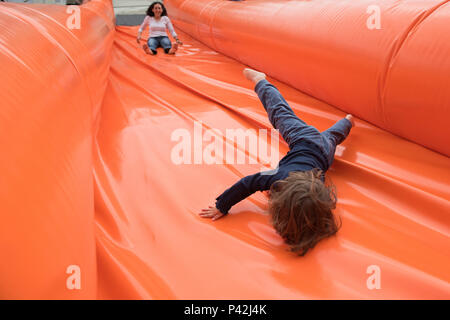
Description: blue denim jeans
xmin=147 ymin=36 xmax=172 ymax=54
xmin=255 ymin=79 xmax=351 ymax=168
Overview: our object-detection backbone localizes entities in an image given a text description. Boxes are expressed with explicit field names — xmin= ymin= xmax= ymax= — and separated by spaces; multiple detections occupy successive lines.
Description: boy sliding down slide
xmin=199 ymin=68 xmax=355 ymax=256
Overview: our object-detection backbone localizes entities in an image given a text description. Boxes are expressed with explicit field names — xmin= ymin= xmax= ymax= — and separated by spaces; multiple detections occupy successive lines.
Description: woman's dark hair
xmin=66 ymin=0 xmax=83 ymax=4
xmin=146 ymin=2 xmax=168 ymax=17
xmin=269 ymin=169 xmax=341 ymax=256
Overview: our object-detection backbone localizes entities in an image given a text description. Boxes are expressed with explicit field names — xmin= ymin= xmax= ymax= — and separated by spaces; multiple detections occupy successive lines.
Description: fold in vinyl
xmin=0 ymin=0 xmax=449 ymax=299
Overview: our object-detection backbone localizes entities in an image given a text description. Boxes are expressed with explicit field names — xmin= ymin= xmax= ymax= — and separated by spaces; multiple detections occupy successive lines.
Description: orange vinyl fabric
xmin=1 ymin=0 xmax=449 ymax=299
xmin=96 ymin=26 xmax=450 ymax=299
xmin=0 ymin=0 xmax=115 ymax=298
xmin=166 ymin=0 xmax=450 ymax=157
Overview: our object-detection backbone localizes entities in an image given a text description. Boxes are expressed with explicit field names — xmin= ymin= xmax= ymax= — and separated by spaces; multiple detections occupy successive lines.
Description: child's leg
xmin=322 ymin=118 xmax=352 ymax=147
xmin=254 ymin=79 xmax=320 ymax=149
xmin=321 ymin=118 xmax=353 ymax=166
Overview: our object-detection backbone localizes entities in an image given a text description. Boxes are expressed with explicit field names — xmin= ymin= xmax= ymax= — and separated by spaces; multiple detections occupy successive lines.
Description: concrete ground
xmin=2 ymin=0 xmax=153 ymax=25
xmin=113 ymin=0 xmax=153 ymax=25
xmin=3 ymin=0 xmax=65 ymax=3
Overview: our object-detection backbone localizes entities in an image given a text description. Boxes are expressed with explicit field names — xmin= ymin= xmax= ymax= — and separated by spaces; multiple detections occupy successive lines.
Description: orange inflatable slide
xmin=0 ymin=0 xmax=449 ymax=299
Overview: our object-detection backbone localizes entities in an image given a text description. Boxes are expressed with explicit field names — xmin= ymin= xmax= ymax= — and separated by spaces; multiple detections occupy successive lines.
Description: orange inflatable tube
xmin=0 ymin=0 xmax=114 ymax=298
xmin=166 ymin=0 xmax=450 ymax=157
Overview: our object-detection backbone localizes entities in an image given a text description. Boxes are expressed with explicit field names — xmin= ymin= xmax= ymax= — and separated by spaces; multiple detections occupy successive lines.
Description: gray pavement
xmin=113 ymin=0 xmax=155 ymax=25
xmin=113 ymin=0 xmax=152 ymax=15
xmin=2 ymin=0 xmax=65 ymax=3
xmin=3 ymin=0 xmax=151 ymax=7
xmin=2 ymin=0 xmax=155 ymax=25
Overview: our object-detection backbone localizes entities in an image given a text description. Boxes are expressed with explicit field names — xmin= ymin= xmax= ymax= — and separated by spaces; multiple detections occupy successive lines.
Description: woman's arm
xmin=137 ymin=16 xmax=150 ymax=43
xmin=165 ymin=17 xmax=182 ymax=44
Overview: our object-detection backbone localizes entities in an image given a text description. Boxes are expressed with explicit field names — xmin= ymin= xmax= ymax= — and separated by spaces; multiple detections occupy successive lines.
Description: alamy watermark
xmin=366 ymin=265 xmax=381 ymax=290
xmin=66 ymin=5 xmax=81 ymax=29
xmin=66 ymin=264 xmax=81 ymax=290
xmin=170 ymin=121 xmax=280 ymax=174
xmin=366 ymin=5 xmax=381 ymax=30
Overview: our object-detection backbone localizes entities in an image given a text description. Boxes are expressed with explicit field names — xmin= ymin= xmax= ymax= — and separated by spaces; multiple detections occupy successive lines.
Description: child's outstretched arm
xmin=199 ymin=170 xmax=282 ymax=221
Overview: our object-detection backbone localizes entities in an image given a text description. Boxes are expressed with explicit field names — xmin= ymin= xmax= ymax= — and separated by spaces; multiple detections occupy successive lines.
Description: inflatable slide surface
xmin=0 ymin=0 xmax=449 ymax=299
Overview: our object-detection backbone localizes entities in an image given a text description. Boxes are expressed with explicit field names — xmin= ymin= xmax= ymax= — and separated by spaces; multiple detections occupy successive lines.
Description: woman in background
xmin=137 ymin=1 xmax=182 ymax=55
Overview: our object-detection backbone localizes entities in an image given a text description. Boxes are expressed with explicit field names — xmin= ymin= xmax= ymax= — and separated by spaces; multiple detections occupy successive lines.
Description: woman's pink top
xmin=138 ymin=16 xmax=177 ymax=38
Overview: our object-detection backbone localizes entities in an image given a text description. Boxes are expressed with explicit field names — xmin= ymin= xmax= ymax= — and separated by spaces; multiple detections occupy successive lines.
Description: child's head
xmin=269 ymin=169 xmax=341 ymax=256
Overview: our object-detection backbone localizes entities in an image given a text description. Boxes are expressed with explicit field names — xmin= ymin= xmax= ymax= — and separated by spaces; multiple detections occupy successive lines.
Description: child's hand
xmin=199 ymin=205 xmax=225 ymax=221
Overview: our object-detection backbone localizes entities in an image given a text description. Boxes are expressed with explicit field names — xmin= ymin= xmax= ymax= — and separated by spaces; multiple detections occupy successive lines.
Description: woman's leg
xmin=145 ymin=37 xmax=159 ymax=55
xmin=160 ymin=36 xmax=178 ymax=54
xmin=160 ymin=36 xmax=172 ymax=53
xmin=244 ymin=69 xmax=321 ymax=149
